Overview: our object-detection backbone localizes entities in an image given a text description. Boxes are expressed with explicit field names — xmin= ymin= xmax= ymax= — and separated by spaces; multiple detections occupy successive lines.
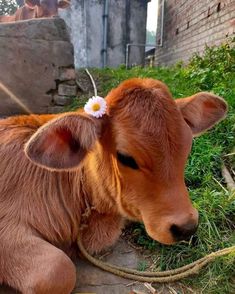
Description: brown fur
xmin=0 ymin=78 xmax=227 ymax=293
xmin=0 ymin=0 xmax=70 ymax=23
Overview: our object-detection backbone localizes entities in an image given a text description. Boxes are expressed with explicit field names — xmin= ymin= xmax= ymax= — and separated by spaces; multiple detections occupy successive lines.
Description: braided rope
xmin=77 ymin=238 xmax=235 ymax=283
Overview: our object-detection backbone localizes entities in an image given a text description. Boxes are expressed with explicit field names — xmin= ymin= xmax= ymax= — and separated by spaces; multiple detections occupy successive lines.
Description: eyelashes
xmin=117 ymin=152 xmax=139 ymax=170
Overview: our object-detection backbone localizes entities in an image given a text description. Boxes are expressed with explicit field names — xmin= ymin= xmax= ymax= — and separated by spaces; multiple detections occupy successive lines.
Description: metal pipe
xmin=84 ymin=0 xmax=88 ymax=67
xmin=102 ymin=0 xmax=109 ymax=68
xmin=158 ymin=0 xmax=165 ymax=47
xmin=125 ymin=43 xmax=157 ymax=69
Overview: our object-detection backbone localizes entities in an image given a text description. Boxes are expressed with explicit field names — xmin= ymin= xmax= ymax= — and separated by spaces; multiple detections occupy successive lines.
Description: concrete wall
xmin=60 ymin=0 xmax=149 ymax=68
xmin=155 ymin=0 xmax=235 ymax=66
xmin=0 ymin=18 xmax=77 ymax=116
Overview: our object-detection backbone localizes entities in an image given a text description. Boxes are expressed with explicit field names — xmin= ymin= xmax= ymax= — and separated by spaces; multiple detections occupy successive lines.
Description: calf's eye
xmin=117 ymin=152 xmax=139 ymax=170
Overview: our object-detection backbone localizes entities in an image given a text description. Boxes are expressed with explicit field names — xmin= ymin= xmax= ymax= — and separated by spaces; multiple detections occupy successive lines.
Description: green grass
xmin=71 ymin=40 xmax=235 ymax=293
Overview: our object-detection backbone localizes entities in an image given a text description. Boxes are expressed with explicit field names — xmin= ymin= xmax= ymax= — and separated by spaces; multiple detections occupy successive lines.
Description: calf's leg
xmin=0 ymin=234 xmax=76 ymax=294
xmin=80 ymin=212 xmax=124 ymax=253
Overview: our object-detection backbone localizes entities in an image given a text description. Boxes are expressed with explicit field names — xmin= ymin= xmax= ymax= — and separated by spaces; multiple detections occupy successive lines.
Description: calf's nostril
xmin=170 ymin=222 xmax=198 ymax=241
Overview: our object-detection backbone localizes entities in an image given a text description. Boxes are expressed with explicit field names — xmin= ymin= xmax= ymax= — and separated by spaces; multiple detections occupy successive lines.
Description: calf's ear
xmin=24 ymin=113 xmax=102 ymax=170
xmin=176 ymin=92 xmax=228 ymax=136
xmin=58 ymin=0 xmax=70 ymax=9
xmin=25 ymin=0 xmax=40 ymax=8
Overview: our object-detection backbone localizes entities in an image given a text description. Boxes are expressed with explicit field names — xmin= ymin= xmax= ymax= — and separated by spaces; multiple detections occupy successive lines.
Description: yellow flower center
xmin=92 ymin=103 xmax=101 ymax=112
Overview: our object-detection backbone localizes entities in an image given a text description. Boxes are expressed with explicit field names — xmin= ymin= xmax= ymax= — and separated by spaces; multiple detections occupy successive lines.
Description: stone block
xmin=59 ymin=68 xmax=76 ymax=81
xmin=47 ymin=106 xmax=64 ymax=114
xmin=58 ymin=84 xmax=77 ymax=96
xmin=53 ymin=95 xmax=73 ymax=106
xmin=0 ymin=18 xmax=74 ymax=116
xmin=0 ymin=18 xmax=71 ymax=42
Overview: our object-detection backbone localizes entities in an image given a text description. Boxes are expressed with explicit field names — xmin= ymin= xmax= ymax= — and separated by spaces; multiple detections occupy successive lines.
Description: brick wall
xmin=155 ymin=0 xmax=235 ymax=66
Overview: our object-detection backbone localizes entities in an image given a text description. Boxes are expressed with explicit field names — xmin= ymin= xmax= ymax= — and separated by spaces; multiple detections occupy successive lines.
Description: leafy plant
xmin=0 ymin=0 xmax=18 ymax=15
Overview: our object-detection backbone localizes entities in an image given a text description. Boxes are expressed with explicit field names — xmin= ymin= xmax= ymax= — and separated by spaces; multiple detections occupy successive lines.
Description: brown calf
xmin=0 ymin=78 xmax=227 ymax=293
xmin=0 ymin=0 xmax=70 ymax=23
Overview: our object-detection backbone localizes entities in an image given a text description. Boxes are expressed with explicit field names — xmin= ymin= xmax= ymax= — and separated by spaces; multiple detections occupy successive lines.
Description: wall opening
xmin=217 ymin=3 xmax=221 ymax=13
xmin=187 ymin=21 xmax=190 ymax=29
xmin=175 ymin=28 xmax=179 ymax=35
xmin=146 ymin=0 xmax=158 ymax=44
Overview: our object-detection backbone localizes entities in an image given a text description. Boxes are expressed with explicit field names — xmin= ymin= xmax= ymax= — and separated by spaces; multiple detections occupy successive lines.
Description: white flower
xmin=84 ymin=96 xmax=107 ymax=118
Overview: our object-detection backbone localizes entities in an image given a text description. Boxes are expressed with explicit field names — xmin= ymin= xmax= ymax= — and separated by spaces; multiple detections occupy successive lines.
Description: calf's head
xmin=25 ymin=0 xmax=70 ymax=17
xmin=25 ymin=79 xmax=227 ymax=245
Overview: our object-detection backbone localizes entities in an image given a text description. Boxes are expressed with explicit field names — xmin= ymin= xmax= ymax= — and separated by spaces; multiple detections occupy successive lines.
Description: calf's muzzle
xmin=170 ymin=221 xmax=198 ymax=242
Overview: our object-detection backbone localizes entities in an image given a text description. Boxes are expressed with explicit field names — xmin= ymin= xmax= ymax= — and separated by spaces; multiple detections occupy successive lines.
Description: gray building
xmin=60 ymin=0 xmax=151 ymax=68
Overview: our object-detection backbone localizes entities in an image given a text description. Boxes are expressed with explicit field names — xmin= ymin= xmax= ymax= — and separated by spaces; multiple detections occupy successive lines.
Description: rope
xmin=77 ymin=237 xmax=235 ymax=282
xmin=0 ymin=81 xmax=41 ymax=123
xmin=85 ymin=68 xmax=98 ymax=97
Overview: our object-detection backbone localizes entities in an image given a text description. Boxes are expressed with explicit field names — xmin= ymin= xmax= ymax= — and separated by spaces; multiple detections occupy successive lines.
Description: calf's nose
xmin=170 ymin=221 xmax=198 ymax=242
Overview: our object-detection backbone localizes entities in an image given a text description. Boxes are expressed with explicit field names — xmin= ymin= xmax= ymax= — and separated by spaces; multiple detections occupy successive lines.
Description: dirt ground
xmin=0 ymin=237 xmax=195 ymax=294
